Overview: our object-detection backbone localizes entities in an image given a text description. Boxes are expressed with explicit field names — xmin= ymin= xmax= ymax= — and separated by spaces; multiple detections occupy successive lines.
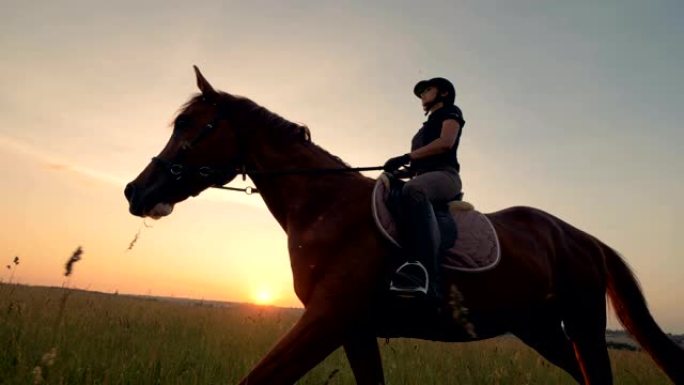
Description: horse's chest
xmin=286 ymin=232 xmax=332 ymax=302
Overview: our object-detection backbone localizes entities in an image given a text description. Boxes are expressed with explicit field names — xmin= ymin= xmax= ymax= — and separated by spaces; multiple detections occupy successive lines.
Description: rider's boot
xmin=389 ymin=186 xmax=442 ymax=303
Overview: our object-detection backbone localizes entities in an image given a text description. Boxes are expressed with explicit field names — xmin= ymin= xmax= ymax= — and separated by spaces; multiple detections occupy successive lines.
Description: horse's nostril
xmin=124 ymin=183 xmax=136 ymax=201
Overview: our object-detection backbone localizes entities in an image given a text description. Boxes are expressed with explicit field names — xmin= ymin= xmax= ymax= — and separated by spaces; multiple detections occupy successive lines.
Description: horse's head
xmin=124 ymin=66 xmax=245 ymax=218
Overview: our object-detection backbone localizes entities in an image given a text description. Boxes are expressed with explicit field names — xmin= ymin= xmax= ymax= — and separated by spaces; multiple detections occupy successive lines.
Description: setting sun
xmin=253 ymin=288 xmax=276 ymax=305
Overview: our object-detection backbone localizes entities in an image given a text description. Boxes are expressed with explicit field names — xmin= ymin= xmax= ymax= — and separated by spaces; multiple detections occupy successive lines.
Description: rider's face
xmin=420 ymin=86 xmax=439 ymax=110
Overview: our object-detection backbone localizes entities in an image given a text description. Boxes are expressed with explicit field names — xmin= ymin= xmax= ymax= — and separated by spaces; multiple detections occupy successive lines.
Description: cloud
xmin=0 ymin=133 xmax=267 ymax=210
xmin=0 ymin=134 xmax=126 ymax=186
xmin=44 ymin=162 xmax=71 ymax=171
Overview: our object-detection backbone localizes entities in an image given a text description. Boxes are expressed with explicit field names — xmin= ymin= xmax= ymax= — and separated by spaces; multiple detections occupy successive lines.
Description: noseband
xmin=151 ymin=156 xmax=239 ymax=182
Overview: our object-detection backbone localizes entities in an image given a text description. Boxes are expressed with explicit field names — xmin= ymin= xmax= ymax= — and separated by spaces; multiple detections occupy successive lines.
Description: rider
xmin=383 ymin=77 xmax=465 ymax=301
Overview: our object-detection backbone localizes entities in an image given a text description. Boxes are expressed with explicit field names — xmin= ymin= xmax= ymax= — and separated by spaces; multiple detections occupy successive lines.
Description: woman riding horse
xmin=124 ymin=67 xmax=684 ymax=385
xmin=384 ymin=77 xmax=465 ymax=301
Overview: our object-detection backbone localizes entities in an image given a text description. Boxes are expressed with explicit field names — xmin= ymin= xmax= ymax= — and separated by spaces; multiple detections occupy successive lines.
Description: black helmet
xmin=413 ymin=77 xmax=456 ymax=105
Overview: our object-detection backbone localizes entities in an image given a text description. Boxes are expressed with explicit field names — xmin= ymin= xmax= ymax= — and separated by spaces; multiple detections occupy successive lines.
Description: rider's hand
xmin=383 ymin=153 xmax=411 ymax=172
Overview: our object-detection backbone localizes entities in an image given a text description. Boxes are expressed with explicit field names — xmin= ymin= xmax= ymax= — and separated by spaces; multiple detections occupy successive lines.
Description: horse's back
xmin=445 ymin=206 xmax=583 ymax=314
xmin=483 ymin=205 xmax=608 ymax=295
xmin=488 ymin=205 xmax=607 ymax=270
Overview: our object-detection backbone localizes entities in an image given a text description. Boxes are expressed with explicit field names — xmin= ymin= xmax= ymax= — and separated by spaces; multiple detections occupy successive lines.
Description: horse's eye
xmin=174 ymin=116 xmax=191 ymax=131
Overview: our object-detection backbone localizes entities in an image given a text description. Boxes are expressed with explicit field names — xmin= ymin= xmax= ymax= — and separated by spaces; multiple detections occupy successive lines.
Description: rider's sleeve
xmin=444 ymin=113 xmax=461 ymax=122
xmin=444 ymin=106 xmax=465 ymax=127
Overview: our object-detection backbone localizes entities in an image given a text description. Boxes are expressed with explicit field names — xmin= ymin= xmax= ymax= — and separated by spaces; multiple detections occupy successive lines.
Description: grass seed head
xmin=64 ymin=246 xmax=83 ymax=277
xmin=32 ymin=366 xmax=43 ymax=384
xmin=41 ymin=347 xmax=57 ymax=367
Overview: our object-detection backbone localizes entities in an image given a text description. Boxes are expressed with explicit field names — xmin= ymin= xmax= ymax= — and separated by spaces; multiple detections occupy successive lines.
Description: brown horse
xmin=124 ymin=67 xmax=683 ymax=385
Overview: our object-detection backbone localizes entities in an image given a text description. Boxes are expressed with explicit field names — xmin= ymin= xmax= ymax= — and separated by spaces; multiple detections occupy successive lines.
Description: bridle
xmin=151 ymin=111 xmax=249 ymax=189
xmin=151 ymin=110 xmax=385 ymax=195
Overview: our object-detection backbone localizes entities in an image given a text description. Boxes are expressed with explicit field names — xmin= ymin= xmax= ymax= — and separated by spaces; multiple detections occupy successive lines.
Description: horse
xmin=124 ymin=66 xmax=683 ymax=385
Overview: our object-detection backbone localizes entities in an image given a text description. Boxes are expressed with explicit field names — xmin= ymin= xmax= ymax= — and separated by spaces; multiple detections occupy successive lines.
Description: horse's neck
xmin=247 ymin=139 xmax=360 ymax=232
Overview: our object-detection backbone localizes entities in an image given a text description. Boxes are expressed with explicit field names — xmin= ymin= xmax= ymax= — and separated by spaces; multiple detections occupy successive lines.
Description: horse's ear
xmin=193 ymin=65 xmax=216 ymax=96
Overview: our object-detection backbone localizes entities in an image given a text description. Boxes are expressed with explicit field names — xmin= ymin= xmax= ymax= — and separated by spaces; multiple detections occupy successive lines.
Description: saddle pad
xmin=372 ymin=174 xmax=501 ymax=272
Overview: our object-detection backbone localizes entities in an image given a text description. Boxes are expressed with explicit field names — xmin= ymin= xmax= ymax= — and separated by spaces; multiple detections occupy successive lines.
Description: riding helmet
xmin=413 ymin=77 xmax=456 ymax=105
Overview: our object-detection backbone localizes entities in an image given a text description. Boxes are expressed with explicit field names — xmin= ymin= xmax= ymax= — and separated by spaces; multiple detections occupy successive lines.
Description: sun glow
xmin=253 ymin=288 xmax=276 ymax=305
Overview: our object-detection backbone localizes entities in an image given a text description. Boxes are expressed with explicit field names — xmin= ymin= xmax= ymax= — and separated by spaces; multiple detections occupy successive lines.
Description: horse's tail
xmin=603 ymin=244 xmax=684 ymax=384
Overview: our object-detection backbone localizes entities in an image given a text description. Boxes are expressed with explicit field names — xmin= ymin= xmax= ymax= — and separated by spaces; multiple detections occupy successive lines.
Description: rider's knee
xmin=401 ymin=182 xmax=428 ymax=202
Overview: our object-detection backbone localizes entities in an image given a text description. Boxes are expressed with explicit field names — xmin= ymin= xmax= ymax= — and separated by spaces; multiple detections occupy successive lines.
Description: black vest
xmin=410 ymin=104 xmax=465 ymax=172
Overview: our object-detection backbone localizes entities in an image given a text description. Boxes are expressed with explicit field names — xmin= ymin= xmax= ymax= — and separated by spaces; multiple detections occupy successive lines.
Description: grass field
xmin=0 ymin=284 xmax=671 ymax=384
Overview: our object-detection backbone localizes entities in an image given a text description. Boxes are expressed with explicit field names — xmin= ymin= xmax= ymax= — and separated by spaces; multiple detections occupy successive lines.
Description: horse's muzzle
xmin=124 ymin=182 xmax=145 ymax=216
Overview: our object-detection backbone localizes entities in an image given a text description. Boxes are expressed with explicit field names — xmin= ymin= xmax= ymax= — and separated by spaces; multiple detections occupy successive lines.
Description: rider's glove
xmin=383 ymin=153 xmax=411 ymax=172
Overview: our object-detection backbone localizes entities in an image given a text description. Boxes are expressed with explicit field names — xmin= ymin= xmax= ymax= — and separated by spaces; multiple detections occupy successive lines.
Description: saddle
xmin=372 ymin=173 xmax=500 ymax=272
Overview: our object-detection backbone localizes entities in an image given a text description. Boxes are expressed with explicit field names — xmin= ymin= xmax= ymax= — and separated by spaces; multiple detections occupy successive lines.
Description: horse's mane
xmin=180 ymin=92 xmax=352 ymax=169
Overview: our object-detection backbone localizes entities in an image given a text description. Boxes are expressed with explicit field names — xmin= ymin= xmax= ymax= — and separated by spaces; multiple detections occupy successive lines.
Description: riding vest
xmin=410 ymin=104 xmax=465 ymax=173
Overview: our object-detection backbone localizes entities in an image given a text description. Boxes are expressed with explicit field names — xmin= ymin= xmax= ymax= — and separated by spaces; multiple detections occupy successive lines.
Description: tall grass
xmin=0 ymin=284 xmax=671 ymax=384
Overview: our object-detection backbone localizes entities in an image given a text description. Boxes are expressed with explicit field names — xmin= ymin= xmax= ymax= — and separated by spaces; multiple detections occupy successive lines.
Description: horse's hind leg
xmin=563 ymin=292 xmax=613 ymax=385
xmin=513 ymin=316 xmax=585 ymax=384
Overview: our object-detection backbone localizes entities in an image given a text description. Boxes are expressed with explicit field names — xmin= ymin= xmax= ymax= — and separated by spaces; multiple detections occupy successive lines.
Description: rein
xmin=153 ymin=154 xmax=385 ymax=195
xmin=213 ymin=165 xmax=386 ymax=194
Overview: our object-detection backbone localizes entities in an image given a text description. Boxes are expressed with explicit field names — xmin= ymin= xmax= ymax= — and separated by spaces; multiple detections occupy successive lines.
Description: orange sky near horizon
xmin=1 ymin=0 xmax=682 ymax=332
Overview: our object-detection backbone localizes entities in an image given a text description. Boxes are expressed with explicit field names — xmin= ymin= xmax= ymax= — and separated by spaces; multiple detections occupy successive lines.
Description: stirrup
xmin=389 ymin=261 xmax=429 ymax=295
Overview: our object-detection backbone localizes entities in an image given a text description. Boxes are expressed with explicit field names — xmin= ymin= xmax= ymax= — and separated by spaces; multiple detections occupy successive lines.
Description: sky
xmin=1 ymin=0 xmax=682 ymax=332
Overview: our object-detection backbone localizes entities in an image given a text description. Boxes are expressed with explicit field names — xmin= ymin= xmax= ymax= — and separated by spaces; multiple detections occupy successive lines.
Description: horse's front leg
xmin=343 ymin=329 xmax=385 ymax=385
xmin=238 ymin=291 xmax=352 ymax=384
